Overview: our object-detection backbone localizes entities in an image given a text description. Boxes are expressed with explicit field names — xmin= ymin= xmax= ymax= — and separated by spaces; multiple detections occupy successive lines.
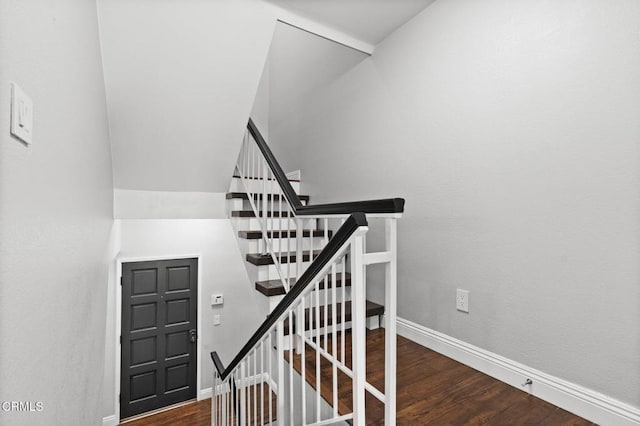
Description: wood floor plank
xmin=119 ymin=399 xmax=210 ymax=426
xmin=285 ymin=329 xmax=594 ymax=425
xmin=121 ymin=328 xmax=595 ymax=425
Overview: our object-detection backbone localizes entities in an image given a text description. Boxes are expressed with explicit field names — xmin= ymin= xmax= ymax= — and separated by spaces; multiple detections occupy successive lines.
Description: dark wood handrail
xmin=210 ymin=212 xmax=368 ymax=380
xmin=210 ymin=351 xmax=225 ymax=376
xmin=247 ymin=118 xmax=405 ymax=215
xmin=248 ymin=118 xmax=303 ymax=211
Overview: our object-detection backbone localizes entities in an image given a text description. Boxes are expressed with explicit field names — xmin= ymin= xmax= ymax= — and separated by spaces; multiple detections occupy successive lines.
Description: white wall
xmin=268 ymin=22 xmax=368 ymax=134
xmin=269 ymin=0 xmax=640 ymax=410
xmin=114 ymin=189 xmax=227 ymax=219
xmin=97 ymin=0 xmax=279 ymax=192
xmin=251 ymin=56 xmax=271 ymax=141
xmin=0 ymin=0 xmax=114 ymax=424
xmin=103 ymin=217 xmax=267 ymax=418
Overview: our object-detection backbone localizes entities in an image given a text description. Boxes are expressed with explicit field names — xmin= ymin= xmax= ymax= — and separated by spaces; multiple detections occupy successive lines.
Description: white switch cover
xmin=456 ymin=289 xmax=469 ymax=313
xmin=10 ymin=83 xmax=33 ymax=145
xmin=213 ymin=315 xmax=221 ymax=326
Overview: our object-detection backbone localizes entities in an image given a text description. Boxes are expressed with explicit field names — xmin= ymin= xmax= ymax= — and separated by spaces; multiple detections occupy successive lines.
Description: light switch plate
xmin=10 ymin=82 xmax=33 ymax=145
xmin=211 ymin=293 xmax=224 ymax=306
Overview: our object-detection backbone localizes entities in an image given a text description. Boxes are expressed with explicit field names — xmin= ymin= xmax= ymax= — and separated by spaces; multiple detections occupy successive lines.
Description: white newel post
xmin=385 ymin=217 xmax=398 ymax=425
xmin=350 ymin=233 xmax=367 ymax=426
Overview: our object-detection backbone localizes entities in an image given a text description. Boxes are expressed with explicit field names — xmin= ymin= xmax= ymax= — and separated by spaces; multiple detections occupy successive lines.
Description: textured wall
xmin=269 ymin=0 xmax=640 ymax=408
xmin=0 ymin=0 xmax=114 ymax=424
xmin=102 ymin=219 xmax=268 ymax=417
xmin=97 ymin=0 xmax=278 ymax=192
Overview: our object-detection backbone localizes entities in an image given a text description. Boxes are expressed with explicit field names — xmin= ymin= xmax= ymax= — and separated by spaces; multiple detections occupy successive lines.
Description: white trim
xmin=199 ymin=387 xmax=212 ymax=400
xmin=362 ymin=250 xmax=392 ymax=265
xmin=112 ymin=254 xmax=204 ymax=424
xmin=235 ymin=372 xmax=271 ymax=389
xmin=274 ymin=10 xmax=375 ymax=55
xmin=396 ymin=317 xmax=640 ymax=426
xmin=102 ymin=414 xmax=118 ymax=426
xmin=285 ymin=170 xmax=301 ymax=181
xmin=211 ymin=373 xmax=276 ymax=396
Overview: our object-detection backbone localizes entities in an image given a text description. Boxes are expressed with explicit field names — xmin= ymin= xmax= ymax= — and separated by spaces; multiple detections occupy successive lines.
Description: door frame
xmin=114 ymin=254 xmax=203 ymax=423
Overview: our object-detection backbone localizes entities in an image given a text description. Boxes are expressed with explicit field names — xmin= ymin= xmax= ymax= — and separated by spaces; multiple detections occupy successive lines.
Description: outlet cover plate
xmin=10 ymin=82 xmax=33 ymax=145
xmin=456 ymin=289 xmax=469 ymax=313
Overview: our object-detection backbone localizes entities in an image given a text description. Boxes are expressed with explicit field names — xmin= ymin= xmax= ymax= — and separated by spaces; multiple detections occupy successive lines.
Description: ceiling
xmin=262 ymin=0 xmax=437 ymax=46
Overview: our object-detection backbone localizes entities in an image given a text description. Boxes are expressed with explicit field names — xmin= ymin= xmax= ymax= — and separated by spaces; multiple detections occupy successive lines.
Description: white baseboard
xmin=102 ymin=388 xmax=213 ymax=424
xmin=396 ymin=317 xmax=640 ymax=426
xmin=102 ymin=414 xmax=118 ymax=426
xmin=199 ymin=387 xmax=213 ymax=400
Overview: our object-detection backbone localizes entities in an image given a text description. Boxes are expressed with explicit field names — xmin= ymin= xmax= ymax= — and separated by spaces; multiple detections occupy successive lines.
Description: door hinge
xmin=120 ymin=276 xmax=123 ymax=286
xmin=119 ymin=335 xmax=122 ymax=344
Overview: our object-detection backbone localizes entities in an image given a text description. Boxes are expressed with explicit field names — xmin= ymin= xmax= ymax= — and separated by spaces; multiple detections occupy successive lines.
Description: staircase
xmin=211 ymin=118 xmax=404 ymax=425
xmin=227 ymin=176 xmax=385 ymax=328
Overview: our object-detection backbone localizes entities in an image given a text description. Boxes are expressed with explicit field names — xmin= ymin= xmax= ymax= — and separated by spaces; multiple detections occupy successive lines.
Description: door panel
xmin=121 ymin=258 xmax=198 ymax=419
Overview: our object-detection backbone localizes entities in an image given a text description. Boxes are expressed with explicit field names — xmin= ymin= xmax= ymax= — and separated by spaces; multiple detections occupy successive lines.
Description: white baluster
xmin=341 ymin=254 xmax=346 ymax=366
xmin=288 ymin=312 xmax=294 ymax=424
xmin=296 ymin=219 xmax=303 ymax=280
xmin=260 ymin=340 xmax=264 ymax=426
xmin=315 ymin=280 xmax=321 ymax=423
xmin=276 ymin=322 xmax=285 ymax=426
xmin=300 ymin=296 xmax=307 ymax=425
xmin=331 ymin=262 xmax=338 ymax=416
xmin=268 ymin=331 xmax=273 ymax=425
xmin=212 ymin=372 xmax=218 ymax=426
xmin=240 ymin=361 xmax=247 ymax=426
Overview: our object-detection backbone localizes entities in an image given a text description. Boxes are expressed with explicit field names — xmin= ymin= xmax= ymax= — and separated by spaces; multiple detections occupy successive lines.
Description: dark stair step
xmin=283 ymin=301 xmax=384 ymax=335
xmin=246 ymin=251 xmax=321 ymax=266
xmin=232 ymin=210 xmax=293 ymax=218
xmin=239 ymin=229 xmax=331 ymax=240
xmin=233 ymin=174 xmax=300 ymax=182
xmin=256 ymin=273 xmax=352 ymax=297
xmin=226 ymin=192 xmax=310 ymax=203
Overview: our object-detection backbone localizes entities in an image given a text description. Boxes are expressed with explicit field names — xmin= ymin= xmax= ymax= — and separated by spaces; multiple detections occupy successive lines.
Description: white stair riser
xmin=229 ymin=178 xmax=300 ymax=194
xmin=230 ymin=198 xmax=306 ymax=211
xmin=237 ymin=239 xmax=327 ymax=263
xmin=235 ymin=217 xmax=298 ymax=231
xmin=259 ymin=262 xmax=312 ymax=280
xmin=303 ymin=287 xmax=352 ymax=304
xmin=245 ymin=238 xmax=327 ymax=253
xmin=227 ymin=199 xmax=244 ymax=211
xmin=254 ymin=262 xmax=346 ymax=281
xmin=268 ymin=288 xmax=352 ymax=312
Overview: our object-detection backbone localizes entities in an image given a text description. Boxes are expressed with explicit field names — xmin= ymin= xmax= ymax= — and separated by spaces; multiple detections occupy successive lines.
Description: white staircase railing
xmin=213 ymin=119 xmax=404 ymax=425
xmin=235 ymin=126 xmax=314 ymax=293
xmin=212 ymin=214 xmax=370 ymax=425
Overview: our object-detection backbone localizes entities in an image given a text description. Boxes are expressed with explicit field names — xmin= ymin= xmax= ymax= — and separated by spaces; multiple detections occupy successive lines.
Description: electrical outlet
xmin=214 ymin=314 xmax=221 ymax=326
xmin=456 ymin=289 xmax=469 ymax=313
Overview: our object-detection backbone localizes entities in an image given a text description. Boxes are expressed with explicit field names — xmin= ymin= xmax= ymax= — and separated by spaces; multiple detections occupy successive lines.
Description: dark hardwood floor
xmin=121 ymin=329 xmax=594 ymax=425
xmin=120 ymin=399 xmax=210 ymax=426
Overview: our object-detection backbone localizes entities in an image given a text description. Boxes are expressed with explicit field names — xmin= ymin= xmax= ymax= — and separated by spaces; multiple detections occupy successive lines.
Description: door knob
xmin=189 ymin=329 xmax=197 ymax=343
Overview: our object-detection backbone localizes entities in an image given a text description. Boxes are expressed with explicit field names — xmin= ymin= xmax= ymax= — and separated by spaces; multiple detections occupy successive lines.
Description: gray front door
xmin=120 ymin=258 xmax=198 ymax=419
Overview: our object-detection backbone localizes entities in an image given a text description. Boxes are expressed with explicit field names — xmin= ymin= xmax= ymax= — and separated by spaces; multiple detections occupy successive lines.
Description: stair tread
xmin=226 ymin=192 xmax=309 ymax=202
xmin=255 ymin=273 xmax=352 ymax=296
xmin=232 ymin=210 xmax=293 ymax=218
xmin=284 ymin=300 xmax=383 ymax=335
xmin=246 ymin=250 xmax=322 ymax=266
xmin=239 ymin=229 xmax=330 ymax=240
xmin=232 ymin=174 xmax=300 ymax=182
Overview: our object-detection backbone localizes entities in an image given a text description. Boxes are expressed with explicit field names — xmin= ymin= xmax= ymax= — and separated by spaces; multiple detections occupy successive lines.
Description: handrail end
xmin=392 ymin=198 xmax=405 ymax=213
xmin=210 ymin=351 xmax=225 ymax=376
